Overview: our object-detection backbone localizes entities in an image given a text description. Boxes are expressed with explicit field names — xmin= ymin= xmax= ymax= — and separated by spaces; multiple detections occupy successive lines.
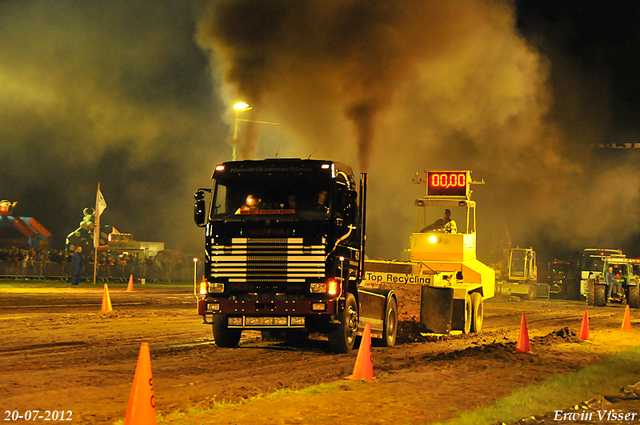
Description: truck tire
xmin=380 ymin=297 xmax=398 ymax=347
xmin=586 ymin=279 xmax=595 ymax=306
xmin=213 ymin=315 xmax=242 ymax=348
xmin=463 ymin=294 xmax=472 ymax=334
xmin=628 ymin=285 xmax=640 ymax=309
xmin=328 ymin=293 xmax=358 ymax=353
xmin=594 ymin=284 xmax=606 ymax=307
xmin=470 ymin=292 xmax=483 ymax=333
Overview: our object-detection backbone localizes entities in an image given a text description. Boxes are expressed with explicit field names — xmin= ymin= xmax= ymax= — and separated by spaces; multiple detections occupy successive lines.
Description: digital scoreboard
xmin=426 ymin=171 xmax=470 ymax=198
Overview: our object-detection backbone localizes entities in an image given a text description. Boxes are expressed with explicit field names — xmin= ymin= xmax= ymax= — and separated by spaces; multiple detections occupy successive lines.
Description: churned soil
xmin=0 ymin=284 xmax=638 ymax=424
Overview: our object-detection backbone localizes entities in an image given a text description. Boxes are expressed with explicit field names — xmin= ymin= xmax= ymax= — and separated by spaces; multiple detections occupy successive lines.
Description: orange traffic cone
xmin=579 ymin=310 xmax=589 ymax=340
xmin=346 ymin=322 xmax=374 ymax=382
xmin=101 ymin=284 xmax=113 ymax=313
xmin=515 ymin=313 xmax=531 ymax=354
xmin=124 ymin=342 xmax=157 ymax=425
xmin=126 ymin=275 xmax=134 ymax=292
xmin=621 ymin=305 xmax=633 ymax=332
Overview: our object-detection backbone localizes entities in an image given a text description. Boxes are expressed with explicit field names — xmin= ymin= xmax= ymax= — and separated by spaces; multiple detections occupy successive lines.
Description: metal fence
xmin=0 ymin=260 xmax=194 ymax=283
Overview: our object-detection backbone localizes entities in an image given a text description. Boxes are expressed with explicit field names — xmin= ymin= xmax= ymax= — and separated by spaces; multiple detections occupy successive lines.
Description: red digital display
xmin=427 ymin=172 xmax=468 ymax=197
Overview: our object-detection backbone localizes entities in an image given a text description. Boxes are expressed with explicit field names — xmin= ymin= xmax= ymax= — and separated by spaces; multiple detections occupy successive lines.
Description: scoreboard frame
xmin=426 ymin=171 xmax=470 ymax=199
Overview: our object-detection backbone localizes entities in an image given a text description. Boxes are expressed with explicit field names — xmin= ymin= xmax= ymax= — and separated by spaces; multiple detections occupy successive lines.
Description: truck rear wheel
xmin=328 ymin=293 xmax=358 ymax=353
xmin=628 ymin=285 xmax=639 ymax=309
xmin=213 ymin=315 xmax=242 ymax=348
xmin=594 ymin=284 xmax=606 ymax=307
xmin=381 ymin=297 xmax=398 ymax=347
xmin=586 ymin=279 xmax=595 ymax=306
xmin=470 ymin=292 xmax=483 ymax=333
xmin=463 ymin=294 xmax=472 ymax=334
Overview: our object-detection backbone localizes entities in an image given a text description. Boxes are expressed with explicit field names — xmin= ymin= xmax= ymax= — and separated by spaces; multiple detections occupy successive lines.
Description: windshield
xmin=581 ymin=250 xmax=621 ymax=271
xmin=510 ymin=251 xmax=526 ymax=276
xmin=211 ymin=176 xmax=331 ymax=220
xmin=583 ymin=256 xmax=604 ymax=272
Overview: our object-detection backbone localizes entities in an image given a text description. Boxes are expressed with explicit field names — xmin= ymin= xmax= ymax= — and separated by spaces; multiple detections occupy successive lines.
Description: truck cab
xmin=194 ymin=159 xmax=397 ymax=352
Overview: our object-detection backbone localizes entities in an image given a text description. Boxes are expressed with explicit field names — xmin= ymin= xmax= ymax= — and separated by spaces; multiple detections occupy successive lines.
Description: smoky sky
xmin=198 ymin=0 xmax=640 ymax=263
xmin=0 ymin=0 xmax=226 ymax=254
xmin=2 ymin=0 xmax=640 ymax=265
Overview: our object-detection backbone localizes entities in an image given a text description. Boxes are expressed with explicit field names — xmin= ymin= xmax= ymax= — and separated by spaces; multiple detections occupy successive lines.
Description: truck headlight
xmin=310 ymin=282 xmax=326 ymax=293
xmin=310 ymin=281 xmax=339 ymax=295
xmin=208 ymin=282 xmax=225 ymax=293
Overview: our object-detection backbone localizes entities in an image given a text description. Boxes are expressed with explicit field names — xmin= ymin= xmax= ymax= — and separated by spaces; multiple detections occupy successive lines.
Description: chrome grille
xmin=209 ymin=237 xmax=326 ymax=283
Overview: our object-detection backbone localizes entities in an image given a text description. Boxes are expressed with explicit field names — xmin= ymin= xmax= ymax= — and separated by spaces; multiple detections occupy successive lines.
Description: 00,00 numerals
xmin=4 ymin=410 xmax=73 ymax=421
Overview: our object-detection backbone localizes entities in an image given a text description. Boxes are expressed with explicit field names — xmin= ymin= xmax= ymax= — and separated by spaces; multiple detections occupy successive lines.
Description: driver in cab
xmin=420 ymin=209 xmax=457 ymax=234
xmin=235 ymin=194 xmax=260 ymax=214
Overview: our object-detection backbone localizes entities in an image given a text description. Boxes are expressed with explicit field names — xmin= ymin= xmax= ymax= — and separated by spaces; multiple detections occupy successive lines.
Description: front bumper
xmin=198 ymin=298 xmax=337 ymax=316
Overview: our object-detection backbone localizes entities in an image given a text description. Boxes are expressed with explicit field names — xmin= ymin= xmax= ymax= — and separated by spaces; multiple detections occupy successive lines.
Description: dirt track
xmin=1 ymin=284 xmax=639 ymax=424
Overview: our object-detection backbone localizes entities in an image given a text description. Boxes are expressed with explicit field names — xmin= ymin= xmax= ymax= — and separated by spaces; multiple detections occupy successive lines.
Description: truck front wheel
xmin=628 ymin=285 xmax=639 ymax=309
xmin=328 ymin=293 xmax=358 ymax=353
xmin=213 ymin=315 xmax=242 ymax=348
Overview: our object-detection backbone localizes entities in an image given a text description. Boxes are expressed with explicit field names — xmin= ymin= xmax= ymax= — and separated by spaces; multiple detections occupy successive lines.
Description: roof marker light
xmin=215 ymin=165 xmax=225 ymax=171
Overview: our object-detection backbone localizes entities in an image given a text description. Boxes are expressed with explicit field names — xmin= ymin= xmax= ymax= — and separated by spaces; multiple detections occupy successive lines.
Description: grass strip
xmin=435 ymin=346 xmax=640 ymax=425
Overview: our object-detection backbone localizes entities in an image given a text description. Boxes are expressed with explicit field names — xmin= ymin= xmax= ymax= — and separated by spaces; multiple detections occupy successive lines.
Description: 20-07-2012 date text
xmin=4 ymin=410 xmax=72 ymax=422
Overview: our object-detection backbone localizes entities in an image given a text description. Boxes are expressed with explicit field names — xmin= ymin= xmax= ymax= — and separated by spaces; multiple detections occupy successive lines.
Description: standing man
xmin=71 ymin=246 xmax=84 ymax=286
xmin=605 ymin=266 xmax=621 ymax=300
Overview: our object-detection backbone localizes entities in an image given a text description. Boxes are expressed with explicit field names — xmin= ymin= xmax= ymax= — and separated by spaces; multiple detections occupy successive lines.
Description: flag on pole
xmin=97 ymin=189 xmax=107 ymax=217
xmin=94 ymin=185 xmax=107 ymax=248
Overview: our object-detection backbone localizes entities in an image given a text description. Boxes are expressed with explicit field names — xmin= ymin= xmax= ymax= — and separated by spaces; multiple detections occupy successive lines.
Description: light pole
xmin=232 ymin=101 xmax=280 ymax=161
xmin=233 ymin=102 xmax=252 ymax=161
xmin=193 ymin=257 xmax=199 ymax=300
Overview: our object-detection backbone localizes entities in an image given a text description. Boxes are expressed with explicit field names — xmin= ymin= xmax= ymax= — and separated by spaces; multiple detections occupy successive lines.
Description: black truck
xmin=194 ymin=159 xmax=397 ymax=352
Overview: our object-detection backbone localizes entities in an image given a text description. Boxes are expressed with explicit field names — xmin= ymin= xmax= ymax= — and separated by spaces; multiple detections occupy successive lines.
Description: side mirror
xmin=341 ymin=190 xmax=357 ymax=220
xmin=194 ymin=190 xmax=208 ymax=227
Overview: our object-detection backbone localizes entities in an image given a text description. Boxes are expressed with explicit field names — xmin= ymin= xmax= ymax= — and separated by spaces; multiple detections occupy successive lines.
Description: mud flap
xmin=420 ymin=286 xmax=454 ymax=334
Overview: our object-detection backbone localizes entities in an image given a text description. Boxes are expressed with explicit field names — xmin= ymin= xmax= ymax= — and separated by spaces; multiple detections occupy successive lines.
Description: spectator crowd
xmin=0 ymin=246 xmax=199 ymax=282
